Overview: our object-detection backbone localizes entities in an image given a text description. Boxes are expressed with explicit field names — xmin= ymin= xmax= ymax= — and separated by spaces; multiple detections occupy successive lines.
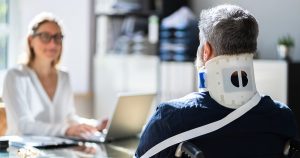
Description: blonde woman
xmin=2 ymin=12 xmax=107 ymax=137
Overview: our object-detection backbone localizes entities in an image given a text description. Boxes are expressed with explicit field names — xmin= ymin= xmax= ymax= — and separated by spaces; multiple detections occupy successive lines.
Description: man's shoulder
xmin=259 ymin=95 xmax=298 ymax=137
xmin=258 ymin=95 xmax=294 ymax=121
xmin=157 ymin=92 xmax=211 ymax=113
xmin=260 ymin=95 xmax=291 ymax=111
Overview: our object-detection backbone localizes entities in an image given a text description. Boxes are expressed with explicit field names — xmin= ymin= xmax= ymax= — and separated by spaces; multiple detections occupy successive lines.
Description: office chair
xmin=175 ymin=139 xmax=300 ymax=158
xmin=288 ymin=139 xmax=300 ymax=158
xmin=175 ymin=142 xmax=205 ymax=158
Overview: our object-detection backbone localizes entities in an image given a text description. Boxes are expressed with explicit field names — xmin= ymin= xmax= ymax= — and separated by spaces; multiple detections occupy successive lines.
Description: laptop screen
xmin=105 ymin=93 xmax=156 ymax=141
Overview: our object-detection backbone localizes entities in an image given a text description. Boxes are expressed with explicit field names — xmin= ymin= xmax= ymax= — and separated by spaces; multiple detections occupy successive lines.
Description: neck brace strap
xmin=199 ymin=53 xmax=257 ymax=109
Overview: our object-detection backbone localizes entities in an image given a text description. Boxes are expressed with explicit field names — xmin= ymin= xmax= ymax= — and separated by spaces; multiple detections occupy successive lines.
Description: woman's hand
xmin=65 ymin=124 xmax=98 ymax=138
xmin=96 ymin=118 xmax=108 ymax=131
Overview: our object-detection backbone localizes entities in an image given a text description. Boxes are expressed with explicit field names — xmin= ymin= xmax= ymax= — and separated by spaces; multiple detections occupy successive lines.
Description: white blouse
xmin=2 ymin=65 xmax=97 ymax=136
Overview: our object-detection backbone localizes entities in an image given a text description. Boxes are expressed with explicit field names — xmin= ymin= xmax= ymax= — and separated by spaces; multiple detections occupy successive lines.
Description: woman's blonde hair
xmin=25 ymin=12 xmax=64 ymax=67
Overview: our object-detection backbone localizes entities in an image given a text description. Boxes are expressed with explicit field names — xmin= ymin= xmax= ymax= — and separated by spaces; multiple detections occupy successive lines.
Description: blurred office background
xmin=0 ymin=0 xmax=300 ymax=122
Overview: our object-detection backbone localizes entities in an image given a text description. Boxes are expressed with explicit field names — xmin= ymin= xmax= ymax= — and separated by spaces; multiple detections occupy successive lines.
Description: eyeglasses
xmin=33 ymin=32 xmax=64 ymax=44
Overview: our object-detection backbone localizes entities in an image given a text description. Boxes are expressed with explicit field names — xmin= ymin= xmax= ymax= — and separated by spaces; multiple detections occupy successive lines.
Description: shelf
xmin=95 ymin=11 xmax=160 ymax=18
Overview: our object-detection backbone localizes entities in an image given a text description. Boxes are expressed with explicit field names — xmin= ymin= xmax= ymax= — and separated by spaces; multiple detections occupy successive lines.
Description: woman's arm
xmin=63 ymin=72 xmax=108 ymax=135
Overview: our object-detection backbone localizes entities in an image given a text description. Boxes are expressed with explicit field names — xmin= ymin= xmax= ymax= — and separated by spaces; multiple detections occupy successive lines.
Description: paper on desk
xmin=161 ymin=6 xmax=197 ymax=29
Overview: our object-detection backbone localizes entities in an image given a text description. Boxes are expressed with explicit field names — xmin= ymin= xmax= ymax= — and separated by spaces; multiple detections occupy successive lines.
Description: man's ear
xmin=203 ymin=42 xmax=214 ymax=62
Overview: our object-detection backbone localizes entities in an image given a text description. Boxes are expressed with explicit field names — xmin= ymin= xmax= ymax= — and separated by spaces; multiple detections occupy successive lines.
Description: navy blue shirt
xmin=135 ymin=92 xmax=298 ymax=158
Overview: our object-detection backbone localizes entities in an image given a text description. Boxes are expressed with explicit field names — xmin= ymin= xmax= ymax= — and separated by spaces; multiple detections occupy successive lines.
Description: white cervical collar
xmin=198 ymin=53 xmax=257 ymax=109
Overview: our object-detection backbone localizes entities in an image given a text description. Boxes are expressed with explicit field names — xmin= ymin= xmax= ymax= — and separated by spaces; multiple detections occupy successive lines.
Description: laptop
xmin=68 ymin=92 xmax=156 ymax=143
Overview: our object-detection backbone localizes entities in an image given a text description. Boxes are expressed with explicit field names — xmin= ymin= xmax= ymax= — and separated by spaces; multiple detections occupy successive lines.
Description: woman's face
xmin=29 ymin=21 xmax=63 ymax=65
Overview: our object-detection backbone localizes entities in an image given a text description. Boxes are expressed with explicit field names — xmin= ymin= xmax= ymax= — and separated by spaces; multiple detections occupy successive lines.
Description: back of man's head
xmin=199 ymin=4 xmax=259 ymax=56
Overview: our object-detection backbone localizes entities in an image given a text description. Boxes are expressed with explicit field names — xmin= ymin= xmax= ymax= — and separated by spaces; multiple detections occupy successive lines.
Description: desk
xmin=0 ymin=138 xmax=139 ymax=158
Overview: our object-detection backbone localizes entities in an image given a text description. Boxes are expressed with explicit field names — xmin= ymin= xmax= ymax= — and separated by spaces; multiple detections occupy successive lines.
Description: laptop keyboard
xmin=83 ymin=131 xmax=106 ymax=143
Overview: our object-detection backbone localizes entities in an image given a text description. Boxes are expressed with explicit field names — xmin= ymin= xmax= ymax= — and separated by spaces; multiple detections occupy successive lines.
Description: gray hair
xmin=198 ymin=4 xmax=258 ymax=57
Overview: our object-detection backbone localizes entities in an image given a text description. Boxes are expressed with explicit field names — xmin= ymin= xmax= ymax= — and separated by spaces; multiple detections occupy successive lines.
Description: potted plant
xmin=277 ymin=35 xmax=295 ymax=60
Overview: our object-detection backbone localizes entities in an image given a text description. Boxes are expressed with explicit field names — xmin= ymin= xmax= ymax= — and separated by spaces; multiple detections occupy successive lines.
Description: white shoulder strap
xmin=140 ymin=92 xmax=261 ymax=158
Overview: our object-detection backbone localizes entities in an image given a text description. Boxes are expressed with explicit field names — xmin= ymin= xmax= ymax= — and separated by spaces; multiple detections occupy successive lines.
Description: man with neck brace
xmin=135 ymin=4 xmax=298 ymax=158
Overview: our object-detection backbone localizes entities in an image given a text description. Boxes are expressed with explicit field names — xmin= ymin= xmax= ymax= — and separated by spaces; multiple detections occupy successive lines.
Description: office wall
xmin=0 ymin=0 xmax=20 ymax=96
xmin=18 ymin=0 xmax=92 ymax=94
xmin=190 ymin=0 xmax=300 ymax=62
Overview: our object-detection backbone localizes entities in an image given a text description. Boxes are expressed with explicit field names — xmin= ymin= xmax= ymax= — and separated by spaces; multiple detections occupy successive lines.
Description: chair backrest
xmin=175 ymin=139 xmax=300 ymax=158
xmin=0 ymin=102 xmax=7 ymax=136
xmin=288 ymin=139 xmax=300 ymax=158
xmin=175 ymin=142 xmax=205 ymax=158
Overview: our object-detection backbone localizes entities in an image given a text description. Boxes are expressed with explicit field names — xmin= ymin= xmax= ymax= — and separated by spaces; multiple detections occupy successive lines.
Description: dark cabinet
xmin=288 ymin=63 xmax=300 ymax=133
